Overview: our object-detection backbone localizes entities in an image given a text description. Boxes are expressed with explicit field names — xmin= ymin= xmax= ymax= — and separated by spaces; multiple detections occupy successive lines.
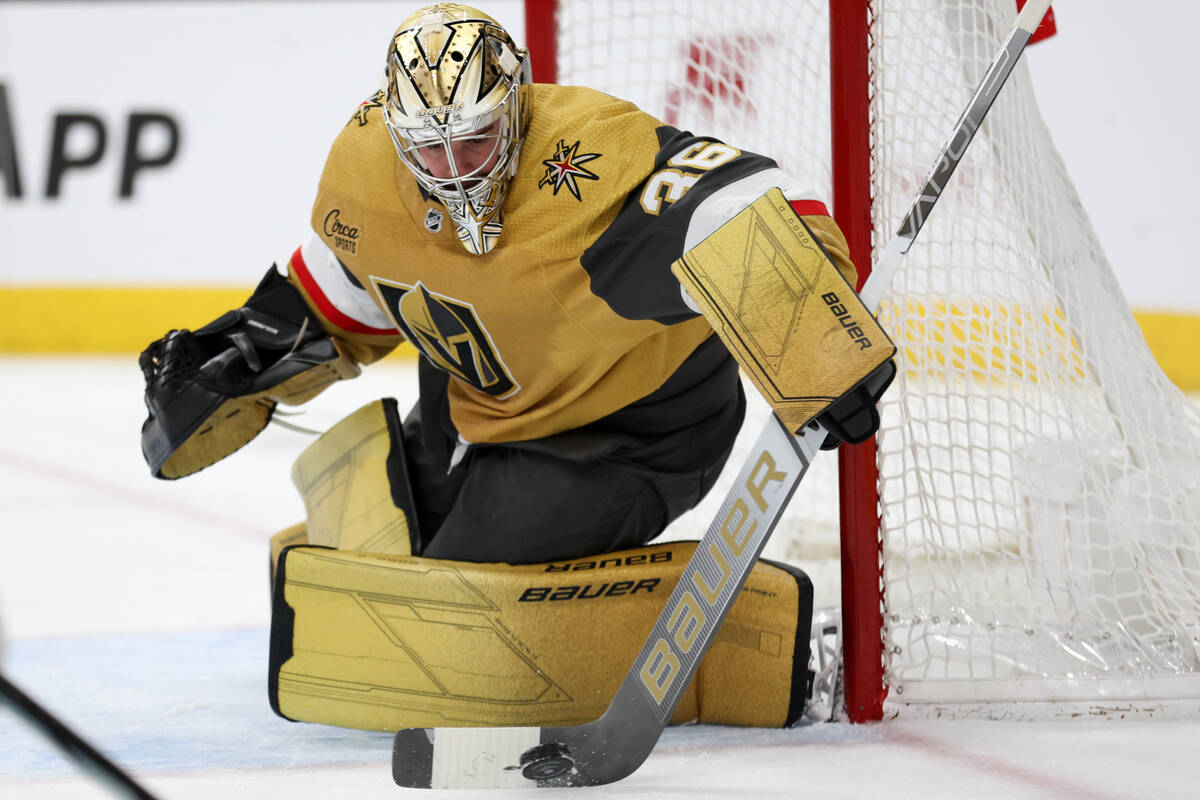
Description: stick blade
xmin=391 ymin=713 xmax=656 ymax=789
xmin=392 ymin=726 xmax=544 ymax=789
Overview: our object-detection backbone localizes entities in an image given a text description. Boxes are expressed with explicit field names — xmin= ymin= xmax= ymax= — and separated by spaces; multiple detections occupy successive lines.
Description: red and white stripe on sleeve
xmin=289 ymin=232 xmax=397 ymax=336
xmin=681 ymin=167 xmax=830 ymax=253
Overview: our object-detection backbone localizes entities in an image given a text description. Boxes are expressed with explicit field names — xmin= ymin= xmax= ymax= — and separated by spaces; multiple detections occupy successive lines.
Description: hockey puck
xmin=519 ymin=742 xmax=574 ymax=780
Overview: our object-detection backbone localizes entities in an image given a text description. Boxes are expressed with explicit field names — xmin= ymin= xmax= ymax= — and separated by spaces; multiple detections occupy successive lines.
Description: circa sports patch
xmin=538 ymin=138 xmax=601 ymax=200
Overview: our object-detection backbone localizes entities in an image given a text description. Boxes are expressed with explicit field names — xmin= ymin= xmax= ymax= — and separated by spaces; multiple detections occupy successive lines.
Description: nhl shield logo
xmin=424 ymin=208 xmax=444 ymax=233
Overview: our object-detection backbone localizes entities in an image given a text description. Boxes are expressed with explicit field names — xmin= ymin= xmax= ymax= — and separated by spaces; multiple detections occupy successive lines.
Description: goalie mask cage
xmin=523 ymin=0 xmax=1200 ymax=722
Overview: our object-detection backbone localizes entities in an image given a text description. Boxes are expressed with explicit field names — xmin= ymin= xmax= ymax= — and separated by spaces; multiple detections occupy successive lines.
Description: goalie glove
xmin=139 ymin=267 xmax=357 ymax=479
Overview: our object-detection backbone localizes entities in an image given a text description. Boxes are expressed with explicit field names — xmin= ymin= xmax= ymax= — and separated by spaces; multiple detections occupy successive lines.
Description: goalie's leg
xmin=407 ymin=352 xmax=745 ymax=564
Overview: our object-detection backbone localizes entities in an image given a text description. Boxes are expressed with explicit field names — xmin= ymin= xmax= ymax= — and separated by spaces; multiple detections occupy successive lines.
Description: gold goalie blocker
xmin=672 ymin=187 xmax=895 ymax=435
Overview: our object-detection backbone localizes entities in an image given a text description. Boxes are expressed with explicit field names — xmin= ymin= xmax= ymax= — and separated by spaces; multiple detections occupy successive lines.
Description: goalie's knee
xmin=290 ymin=398 xmax=420 ymax=556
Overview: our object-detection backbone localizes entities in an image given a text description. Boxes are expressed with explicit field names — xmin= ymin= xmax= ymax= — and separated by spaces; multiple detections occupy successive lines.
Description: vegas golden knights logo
xmin=372 ymin=278 xmax=519 ymax=398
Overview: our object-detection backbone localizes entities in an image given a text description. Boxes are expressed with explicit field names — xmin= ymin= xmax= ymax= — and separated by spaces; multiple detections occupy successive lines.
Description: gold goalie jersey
xmin=287 ymin=83 xmax=856 ymax=445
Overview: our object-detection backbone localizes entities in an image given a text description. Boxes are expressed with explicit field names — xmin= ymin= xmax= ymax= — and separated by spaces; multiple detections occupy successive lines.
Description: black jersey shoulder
xmin=580 ymin=126 xmax=778 ymax=325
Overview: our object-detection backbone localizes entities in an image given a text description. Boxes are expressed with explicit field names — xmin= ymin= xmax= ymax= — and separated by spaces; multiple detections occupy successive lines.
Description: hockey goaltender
xmin=137 ymin=3 xmax=894 ymax=733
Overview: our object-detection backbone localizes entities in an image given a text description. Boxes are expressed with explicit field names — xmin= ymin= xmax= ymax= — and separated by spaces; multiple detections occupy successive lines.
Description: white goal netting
xmin=546 ymin=0 xmax=1200 ymax=714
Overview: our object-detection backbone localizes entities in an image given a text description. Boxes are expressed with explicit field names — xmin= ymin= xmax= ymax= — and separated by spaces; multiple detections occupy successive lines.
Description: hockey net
xmin=525 ymin=0 xmax=1200 ymax=720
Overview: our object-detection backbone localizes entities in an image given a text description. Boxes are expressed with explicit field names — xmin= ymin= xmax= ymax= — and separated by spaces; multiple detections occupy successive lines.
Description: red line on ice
xmin=887 ymin=727 xmax=1124 ymax=800
xmin=0 ymin=446 xmax=270 ymax=542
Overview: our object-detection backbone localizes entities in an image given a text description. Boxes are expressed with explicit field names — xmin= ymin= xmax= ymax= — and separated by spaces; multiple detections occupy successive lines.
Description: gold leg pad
xmin=268 ymin=541 xmax=812 ymax=731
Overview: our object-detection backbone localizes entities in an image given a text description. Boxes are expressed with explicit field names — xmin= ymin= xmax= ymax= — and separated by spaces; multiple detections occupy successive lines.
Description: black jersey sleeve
xmin=580 ymin=126 xmax=779 ymax=325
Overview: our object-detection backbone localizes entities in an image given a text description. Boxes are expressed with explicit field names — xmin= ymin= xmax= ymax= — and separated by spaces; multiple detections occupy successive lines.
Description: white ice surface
xmin=1 ymin=356 xmax=1198 ymax=799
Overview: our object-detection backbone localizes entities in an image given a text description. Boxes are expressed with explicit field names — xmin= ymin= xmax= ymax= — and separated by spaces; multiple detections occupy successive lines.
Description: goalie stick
xmin=392 ymin=0 xmax=1053 ymax=788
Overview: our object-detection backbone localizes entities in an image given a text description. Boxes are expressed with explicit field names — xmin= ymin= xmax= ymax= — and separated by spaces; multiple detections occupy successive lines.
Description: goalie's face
xmin=382 ymin=4 xmax=530 ymax=255
xmin=406 ymin=117 xmax=505 ymax=182
xmin=390 ymin=101 xmax=514 ymax=191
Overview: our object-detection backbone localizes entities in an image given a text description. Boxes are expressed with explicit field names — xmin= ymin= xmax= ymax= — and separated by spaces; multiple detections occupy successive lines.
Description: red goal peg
xmin=1017 ymin=0 xmax=1057 ymax=43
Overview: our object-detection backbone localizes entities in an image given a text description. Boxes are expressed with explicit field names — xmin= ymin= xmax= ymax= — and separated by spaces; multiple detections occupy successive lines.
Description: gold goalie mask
xmin=382 ymin=3 xmax=532 ymax=255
